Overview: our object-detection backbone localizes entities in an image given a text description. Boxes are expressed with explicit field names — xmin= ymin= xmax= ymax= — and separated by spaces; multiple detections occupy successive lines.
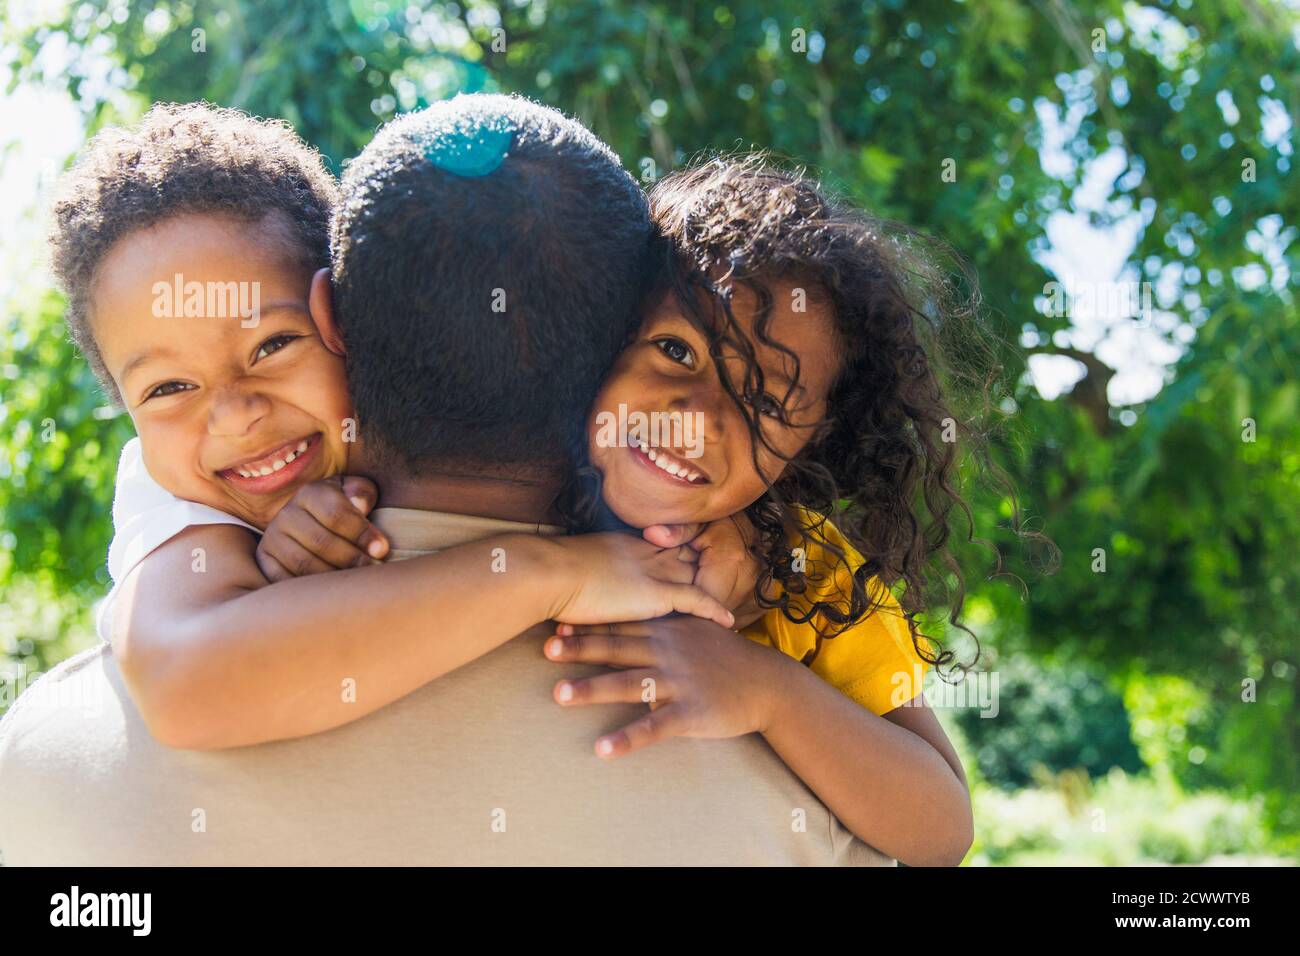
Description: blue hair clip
xmin=419 ymin=110 xmax=516 ymax=178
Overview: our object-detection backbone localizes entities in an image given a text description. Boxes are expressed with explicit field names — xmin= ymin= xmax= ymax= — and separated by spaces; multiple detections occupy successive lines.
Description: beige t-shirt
xmin=0 ymin=507 xmax=892 ymax=865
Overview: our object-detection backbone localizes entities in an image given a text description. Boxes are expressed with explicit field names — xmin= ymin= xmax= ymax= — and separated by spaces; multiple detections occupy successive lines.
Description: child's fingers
xmin=275 ymin=506 xmax=371 ymax=571
xmin=648 ymin=548 xmax=699 ymax=584
xmin=666 ymin=584 xmax=735 ymax=629
xmin=339 ymin=475 xmax=379 ymax=514
xmin=259 ymin=533 xmax=341 ymax=578
xmin=255 ymin=547 xmax=295 ymax=584
xmin=543 ymin=632 xmax=656 ymax=667
xmin=353 ymin=521 xmax=389 ymax=560
xmin=552 ymin=668 xmax=664 ymax=707
xmin=642 ymin=523 xmax=704 ymax=549
xmin=339 ymin=476 xmax=390 ymax=559
xmin=594 ymin=704 xmax=687 ymax=759
xmin=693 ymin=562 xmax=746 ymax=610
xmin=554 ymin=622 xmax=653 ymax=638
xmin=295 ymin=483 xmax=387 ymax=560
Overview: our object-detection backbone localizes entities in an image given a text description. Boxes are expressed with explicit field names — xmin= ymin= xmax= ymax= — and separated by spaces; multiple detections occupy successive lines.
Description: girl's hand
xmin=540 ymin=534 xmax=734 ymax=630
xmin=255 ymin=476 xmax=391 ymax=582
xmin=543 ymin=617 xmax=792 ymax=758
xmin=643 ymin=515 xmax=766 ymax=625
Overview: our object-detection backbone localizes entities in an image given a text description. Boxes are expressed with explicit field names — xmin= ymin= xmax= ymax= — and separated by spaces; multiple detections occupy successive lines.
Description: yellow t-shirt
xmin=740 ymin=513 xmax=934 ymax=715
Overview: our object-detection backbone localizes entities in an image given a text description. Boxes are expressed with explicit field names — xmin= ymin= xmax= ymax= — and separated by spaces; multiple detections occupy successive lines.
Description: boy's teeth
xmin=232 ymin=439 xmax=308 ymax=479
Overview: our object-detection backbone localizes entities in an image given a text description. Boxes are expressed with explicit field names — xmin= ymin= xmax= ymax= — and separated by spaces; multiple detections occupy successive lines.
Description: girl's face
xmin=588 ymin=281 xmax=842 ymax=528
xmin=92 ymin=212 xmax=354 ymax=530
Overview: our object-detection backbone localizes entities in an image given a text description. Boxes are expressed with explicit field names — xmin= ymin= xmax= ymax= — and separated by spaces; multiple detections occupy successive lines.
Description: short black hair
xmin=48 ymin=101 xmax=339 ymax=404
xmin=330 ymin=93 xmax=652 ymax=475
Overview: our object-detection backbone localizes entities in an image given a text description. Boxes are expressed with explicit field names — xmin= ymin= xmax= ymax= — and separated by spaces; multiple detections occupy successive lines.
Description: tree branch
xmin=1025 ymin=345 xmax=1115 ymax=435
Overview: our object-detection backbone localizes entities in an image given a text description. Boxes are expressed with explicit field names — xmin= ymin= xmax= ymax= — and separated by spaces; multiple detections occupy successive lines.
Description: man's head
xmin=329 ymin=93 xmax=653 ymax=478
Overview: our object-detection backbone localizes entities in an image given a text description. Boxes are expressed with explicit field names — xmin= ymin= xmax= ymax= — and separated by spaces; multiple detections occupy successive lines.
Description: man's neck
xmin=362 ymin=459 xmax=567 ymax=526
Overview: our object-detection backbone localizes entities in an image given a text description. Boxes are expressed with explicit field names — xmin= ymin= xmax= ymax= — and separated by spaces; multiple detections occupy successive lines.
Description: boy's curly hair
xmin=48 ymin=101 xmax=339 ymax=405
xmin=638 ymin=153 xmax=1053 ymax=678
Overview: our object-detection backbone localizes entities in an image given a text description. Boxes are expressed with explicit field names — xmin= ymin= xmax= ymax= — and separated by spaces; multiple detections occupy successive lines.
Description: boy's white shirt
xmin=96 ymin=436 xmax=259 ymax=643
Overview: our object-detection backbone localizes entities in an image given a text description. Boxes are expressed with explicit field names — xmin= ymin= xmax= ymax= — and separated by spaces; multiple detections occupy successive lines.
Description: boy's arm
xmin=113 ymin=523 xmax=727 ymax=751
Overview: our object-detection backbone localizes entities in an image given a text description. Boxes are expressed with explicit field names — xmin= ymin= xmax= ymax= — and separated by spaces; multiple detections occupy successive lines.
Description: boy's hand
xmin=255 ymin=476 xmax=391 ymax=583
xmin=642 ymin=515 xmax=763 ymax=621
xmin=542 ymin=533 xmax=734 ymax=630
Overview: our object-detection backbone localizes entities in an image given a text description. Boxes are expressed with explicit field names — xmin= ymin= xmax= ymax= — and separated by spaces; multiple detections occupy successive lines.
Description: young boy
xmin=49 ymin=99 xmax=731 ymax=750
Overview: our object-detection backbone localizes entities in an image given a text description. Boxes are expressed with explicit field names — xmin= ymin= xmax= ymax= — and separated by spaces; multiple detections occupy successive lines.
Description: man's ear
xmin=309 ymin=268 xmax=346 ymax=356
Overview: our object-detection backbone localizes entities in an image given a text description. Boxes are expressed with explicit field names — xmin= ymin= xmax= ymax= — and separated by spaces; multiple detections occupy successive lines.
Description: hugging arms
xmin=47 ymin=95 xmax=973 ymax=865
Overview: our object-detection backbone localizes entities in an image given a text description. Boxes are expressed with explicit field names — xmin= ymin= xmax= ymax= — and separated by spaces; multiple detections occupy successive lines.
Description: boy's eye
xmin=654 ymin=337 xmax=696 ymax=368
xmin=145 ymin=381 xmax=195 ymax=401
xmin=254 ymin=333 xmax=301 ymax=361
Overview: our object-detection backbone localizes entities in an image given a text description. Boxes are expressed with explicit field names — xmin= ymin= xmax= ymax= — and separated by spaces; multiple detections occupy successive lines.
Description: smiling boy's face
xmin=587 ymin=281 xmax=841 ymax=528
xmin=91 ymin=212 xmax=352 ymax=530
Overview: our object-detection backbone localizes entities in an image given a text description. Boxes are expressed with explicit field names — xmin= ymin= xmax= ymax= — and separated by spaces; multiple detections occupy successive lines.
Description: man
xmin=0 ymin=95 xmax=892 ymax=865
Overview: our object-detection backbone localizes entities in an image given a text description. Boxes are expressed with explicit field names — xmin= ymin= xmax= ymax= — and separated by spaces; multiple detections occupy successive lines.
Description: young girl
xmin=544 ymin=156 xmax=990 ymax=864
xmin=271 ymin=156 xmax=997 ymax=865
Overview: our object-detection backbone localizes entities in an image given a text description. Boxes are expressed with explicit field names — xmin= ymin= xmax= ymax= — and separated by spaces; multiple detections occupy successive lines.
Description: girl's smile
xmin=627 ymin=438 xmax=710 ymax=485
xmin=588 ymin=282 xmax=841 ymax=529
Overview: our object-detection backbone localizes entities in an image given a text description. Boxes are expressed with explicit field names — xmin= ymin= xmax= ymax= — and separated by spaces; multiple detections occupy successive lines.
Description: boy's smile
xmin=91 ymin=212 xmax=353 ymax=529
xmin=216 ymin=431 xmax=324 ymax=493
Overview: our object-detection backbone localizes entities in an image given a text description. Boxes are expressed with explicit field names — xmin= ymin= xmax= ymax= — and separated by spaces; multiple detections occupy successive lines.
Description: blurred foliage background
xmin=1 ymin=0 xmax=1296 ymax=864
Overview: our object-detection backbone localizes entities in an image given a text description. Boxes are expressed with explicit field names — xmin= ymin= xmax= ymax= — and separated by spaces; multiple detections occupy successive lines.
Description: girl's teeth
xmin=640 ymin=443 xmax=703 ymax=483
xmin=297 ymin=440 xmax=308 ymax=453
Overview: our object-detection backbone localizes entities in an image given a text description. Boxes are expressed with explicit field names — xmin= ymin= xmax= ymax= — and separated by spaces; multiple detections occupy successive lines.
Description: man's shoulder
xmin=0 ymin=634 xmax=896 ymax=866
xmin=0 ymin=642 xmax=186 ymax=865
xmin=1 ymin=643 xmax=110 ymax=739
xmin=0 ymin=643 xmax=122 ymax=779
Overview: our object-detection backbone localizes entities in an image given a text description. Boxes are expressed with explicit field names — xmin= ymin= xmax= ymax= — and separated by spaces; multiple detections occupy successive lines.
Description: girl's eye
xmin=145 ymin=381 xmax=195 ymax=401
xmin=654 ymin=337 xmax=696 ymax=368
xmin=746 ymin=391 xmax=786 ymax=421
xmin=255 ymin=334 xmax=300 ymax=361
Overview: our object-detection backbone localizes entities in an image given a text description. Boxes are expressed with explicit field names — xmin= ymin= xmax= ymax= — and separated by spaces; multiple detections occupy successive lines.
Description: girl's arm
xmin=542 ymin=617 xmax=973 ymax=867
xmin=637 ymin=517 xmax=972 ymax=862
xmin=112 ymin=522 xmax=731 ymax=751
xmin=758 ymin=659 xmax=973 ymax=866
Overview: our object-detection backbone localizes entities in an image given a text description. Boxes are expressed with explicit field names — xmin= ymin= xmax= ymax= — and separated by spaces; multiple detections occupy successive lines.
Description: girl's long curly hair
xmin=562 ymin=153 xmax=1050 ymax=678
